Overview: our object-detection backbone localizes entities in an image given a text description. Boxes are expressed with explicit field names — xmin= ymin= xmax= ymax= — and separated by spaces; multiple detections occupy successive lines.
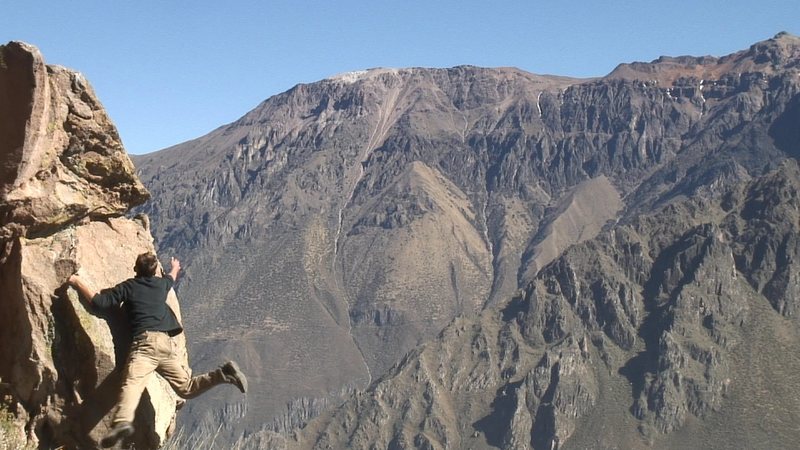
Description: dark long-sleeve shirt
xmin=92 ymin=275 xmax=183 ymax=337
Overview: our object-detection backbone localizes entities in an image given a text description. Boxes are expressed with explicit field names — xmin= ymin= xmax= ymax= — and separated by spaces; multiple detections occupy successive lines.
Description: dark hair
xmin=134 ymin=252 xmax=158 ymax=278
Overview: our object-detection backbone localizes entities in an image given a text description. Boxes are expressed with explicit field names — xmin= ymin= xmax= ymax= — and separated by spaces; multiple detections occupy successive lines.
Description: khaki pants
xmin=114 ymin=331 xmax=224 ymax=424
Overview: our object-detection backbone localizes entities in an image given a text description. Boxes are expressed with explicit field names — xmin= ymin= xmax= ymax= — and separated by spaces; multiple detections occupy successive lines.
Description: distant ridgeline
xmin=133 ymin=33 xmax=800 ymax=449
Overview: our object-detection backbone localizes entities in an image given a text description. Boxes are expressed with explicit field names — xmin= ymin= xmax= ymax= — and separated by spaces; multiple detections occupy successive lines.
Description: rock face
xmin=132 ymin=33 xmax=800 ymax=447
xmin=0 ymin=42 xmax=184 ymax=449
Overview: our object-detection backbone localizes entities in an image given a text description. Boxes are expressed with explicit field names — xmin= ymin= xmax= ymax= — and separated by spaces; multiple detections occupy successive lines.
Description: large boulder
xmin=0 ymin=41 xmax=184 ymax=449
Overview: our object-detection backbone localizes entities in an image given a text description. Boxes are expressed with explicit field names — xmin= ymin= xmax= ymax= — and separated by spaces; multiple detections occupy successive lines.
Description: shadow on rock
xmin=48 ymin=283 xmax=142 ymax=447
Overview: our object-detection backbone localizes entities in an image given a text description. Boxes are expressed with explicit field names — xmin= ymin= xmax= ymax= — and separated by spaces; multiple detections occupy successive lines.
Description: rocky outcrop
xmin=0 ymin=42 xmax=182 ymax=449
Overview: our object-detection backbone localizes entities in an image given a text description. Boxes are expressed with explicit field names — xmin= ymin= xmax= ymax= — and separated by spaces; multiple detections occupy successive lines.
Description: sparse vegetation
xmin=266 ymin=383 xmax=359 ymax=434
xmin=0 ymin=397 xmax=33 ymax=450
xmin=161 ymin=422 xmax=250 ymax=450
xmin=44 ymin=314 xmax=57 ymax=347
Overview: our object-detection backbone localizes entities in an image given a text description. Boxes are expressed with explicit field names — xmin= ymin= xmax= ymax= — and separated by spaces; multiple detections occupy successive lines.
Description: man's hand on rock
xmin=67 ymin=273 xmax=81 ymax=286
xmin=67 ymin=273 xmax=97 ymax=302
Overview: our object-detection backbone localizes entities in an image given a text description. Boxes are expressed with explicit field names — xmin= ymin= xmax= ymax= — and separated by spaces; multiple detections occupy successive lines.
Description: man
xmin=67 ymin=252 xmax=247 ymax=448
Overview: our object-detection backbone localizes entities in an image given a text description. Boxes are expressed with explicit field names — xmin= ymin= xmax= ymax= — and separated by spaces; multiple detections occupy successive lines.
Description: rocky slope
xmin=0 ymin=42 xmax=187 ymax=449
xmin=133 ymin=32 xmax=800 ymax=445
xmin=296 ymin=159 xmax=800 ymax=449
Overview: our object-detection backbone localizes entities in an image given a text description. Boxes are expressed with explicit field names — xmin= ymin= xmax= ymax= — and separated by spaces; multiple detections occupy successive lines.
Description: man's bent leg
xmin=114 ymin=333 xmax=160 ymax=424
xmin=157 ymin=337 xmax=228 ymax=399
xmin=157 ymin=358 xmax=226 ymax=399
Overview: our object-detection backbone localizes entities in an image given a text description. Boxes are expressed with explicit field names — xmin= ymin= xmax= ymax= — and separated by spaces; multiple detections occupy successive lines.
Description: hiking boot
xmin=221 ymin=361 xmax=248 ymax=393
xmin=100 ymin=421 xmax=134 ymax=448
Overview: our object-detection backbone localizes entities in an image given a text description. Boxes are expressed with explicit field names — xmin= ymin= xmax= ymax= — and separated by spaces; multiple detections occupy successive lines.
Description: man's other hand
xmin=169 ymin=257 xmax=181 ymax=280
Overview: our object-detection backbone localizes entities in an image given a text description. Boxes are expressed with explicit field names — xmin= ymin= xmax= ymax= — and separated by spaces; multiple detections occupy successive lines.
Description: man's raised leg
xmin=157 ymin=338 xmax=247 ymax=398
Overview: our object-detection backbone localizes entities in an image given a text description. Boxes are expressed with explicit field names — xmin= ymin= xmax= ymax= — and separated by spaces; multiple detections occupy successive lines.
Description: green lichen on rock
xmin=66 ymin=288 xmax=101 ymax=343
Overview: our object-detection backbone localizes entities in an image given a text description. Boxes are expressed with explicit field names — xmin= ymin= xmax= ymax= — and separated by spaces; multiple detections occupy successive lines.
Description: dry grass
xmin=161 ymin=423 xmax=246 ymax=450
xmin=0 ymin=401 xmax=34 ymax=450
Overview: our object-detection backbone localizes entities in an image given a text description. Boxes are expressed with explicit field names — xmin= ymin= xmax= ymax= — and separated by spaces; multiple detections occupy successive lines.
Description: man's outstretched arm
xmin=168 ymin=257 xmax=181 ymax=281
xmin=67 ymin=274 xmax=97 ymax=303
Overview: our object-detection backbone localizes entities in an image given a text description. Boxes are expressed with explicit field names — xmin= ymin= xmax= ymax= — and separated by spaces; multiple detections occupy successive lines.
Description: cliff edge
xmin=0 ymin=41 xmax=186 ymax=449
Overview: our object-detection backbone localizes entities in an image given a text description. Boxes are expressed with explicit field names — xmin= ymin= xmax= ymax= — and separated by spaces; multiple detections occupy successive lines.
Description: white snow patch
xmin=329 ymin=68 xmax=404 ymax=84
xmin=331 ymin=70 xmax=370 ymax=84
xmin=536 ymin=91 xmax=543 ymax=117
xmin=697 ymin=79 xmax=706 ymax=108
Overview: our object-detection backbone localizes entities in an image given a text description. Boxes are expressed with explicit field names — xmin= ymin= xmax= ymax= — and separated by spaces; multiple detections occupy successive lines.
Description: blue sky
xmin=2 ymin=1 xmax=798 ymax=154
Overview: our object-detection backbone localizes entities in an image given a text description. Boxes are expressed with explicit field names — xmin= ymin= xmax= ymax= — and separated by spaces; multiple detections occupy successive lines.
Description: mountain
xmin=132 ymin=32 xmax=800 ymax=447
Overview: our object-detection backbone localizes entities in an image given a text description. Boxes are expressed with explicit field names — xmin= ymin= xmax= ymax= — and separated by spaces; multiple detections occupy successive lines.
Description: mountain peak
xmin=606 ymin=31 xmax=799 ymax=85
xmin=771 ymin=30 xmax=799 ymax=43
xmin=739 ymin=30 xmax=800 ymax=67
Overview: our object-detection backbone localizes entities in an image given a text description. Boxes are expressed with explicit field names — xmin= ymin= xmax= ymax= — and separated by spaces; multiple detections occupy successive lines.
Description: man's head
xmin=134 ymin=252 xmax=159 ymax=278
